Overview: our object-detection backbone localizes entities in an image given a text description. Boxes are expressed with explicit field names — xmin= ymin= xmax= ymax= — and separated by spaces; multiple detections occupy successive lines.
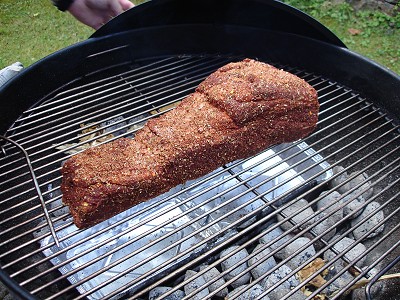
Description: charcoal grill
xmin=1 ymin=0 xmax=399 ymax=299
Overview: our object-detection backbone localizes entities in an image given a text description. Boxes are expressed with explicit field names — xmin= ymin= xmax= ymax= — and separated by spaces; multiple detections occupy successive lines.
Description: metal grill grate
xmin=0 ymin=55 xmax=399 ymax=300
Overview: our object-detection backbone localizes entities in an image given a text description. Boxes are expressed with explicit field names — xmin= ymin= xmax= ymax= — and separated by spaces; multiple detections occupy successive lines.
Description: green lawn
xmin=0 ymin=0 xmax=144 ymax=69
xmin=0 ymin=0 xmax=93 ymax=68
xmin=1 ymin=0 xmax=399 ymax=74
xmin=283 ymin=0 xmax=400 ymax=74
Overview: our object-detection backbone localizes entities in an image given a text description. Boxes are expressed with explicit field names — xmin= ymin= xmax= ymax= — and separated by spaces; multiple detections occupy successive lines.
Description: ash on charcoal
xmin=268 ymin=287 xmax=306 ymax=300
xmin=312 ymin=191 xmax=344 ymax=241
xmin=351 ymin=201 xmax=385 ymax=240
xmin=352 ymin=267 xmax=385 ymax=300
xmin=347 ymin=172 xmax=374 ymax=200
xmin=183 ymin=270 xmax=209 ymax=300
xmin=339 ymin=172 xmax=374 ymax=219
xmin=322 ymin=269 xmax=355 ymax=296
xmin=248 ymin=244 xmax=277 ymax=279
xmin=262 ymin=264 xmax=300 ymax=290
xmin=148 ymin=286 xmax=185 ymax=300
xmin=262 ymin=264 xmax=304 ymax=300
xmin=329 ymin=168 xmax=374 ymax=199
xmin=313 ymin=216 xmax=339 ymax=242
xmin=316 ymin=191 xmax=344 ymax=218
xmin=280 ymin=237 xmax=316 ymax=270
xmin=341 ymin=193 xmax=367 ymax=219
xmin=259 ymin=225 xmax=294 ymax=259
xmin=198 ymin=265 xmax=228 ymax=297
xmin=329 ymin=168 xmax=374 ymax=219
xmin=220 ymin=246 xmax=251 ymax=288
xmin=329 ymin=166 xmax=351 ymax=193
xmin=324 ymin=237 xmax=367 ymax=269
xmin=226 ymin=284 xmax=270 ymax=300
xmin=278 ymin=199 xmax=315 ymax=231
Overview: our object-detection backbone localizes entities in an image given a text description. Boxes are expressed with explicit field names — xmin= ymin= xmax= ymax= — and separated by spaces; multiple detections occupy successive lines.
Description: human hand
xmin=67 ymin=0 xmax=134 ymax=30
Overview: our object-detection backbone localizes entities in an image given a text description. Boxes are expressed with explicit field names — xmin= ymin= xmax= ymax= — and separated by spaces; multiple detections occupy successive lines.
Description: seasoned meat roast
xmin=61 ymin=59 xmax=319 ymax=228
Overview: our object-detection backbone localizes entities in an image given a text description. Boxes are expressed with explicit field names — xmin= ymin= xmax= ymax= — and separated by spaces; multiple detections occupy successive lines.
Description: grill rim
xmin=0 ymin=271 xmax=37 ymax=300
xmin=92 ymin=0 xmax=346 ymax=47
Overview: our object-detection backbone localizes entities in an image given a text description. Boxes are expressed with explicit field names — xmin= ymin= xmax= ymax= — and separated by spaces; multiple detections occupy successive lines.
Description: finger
xmin=119 ymin=0 xmax=135 ymax=10
xmin=92 ymin=16 xmax=108 ymax=30
xmin=108 ymin=1 xmax=124 ymax=17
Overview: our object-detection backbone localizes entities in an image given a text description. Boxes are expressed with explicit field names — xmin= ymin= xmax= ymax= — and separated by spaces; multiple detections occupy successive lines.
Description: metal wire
xmin=0 ymin=136 xmax=60 ymax=247
xmin=365 ymin=256 xmax=400 ymax=300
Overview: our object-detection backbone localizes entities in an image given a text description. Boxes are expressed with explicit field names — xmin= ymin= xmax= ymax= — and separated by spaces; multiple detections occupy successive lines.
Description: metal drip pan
xmin=37 ymin=141 xmax=332 ymax=299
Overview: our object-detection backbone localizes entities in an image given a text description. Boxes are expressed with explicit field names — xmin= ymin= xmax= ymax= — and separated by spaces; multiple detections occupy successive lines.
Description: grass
xmin=283 ymin=0 xmax=400 ymax=74
xmin=0 ymin=0 xmax=93 ymax=68
xmin=0 ymin=0 xmax=399 ymax=74
xmin=0 ymin=0 xmax=144 ymax=69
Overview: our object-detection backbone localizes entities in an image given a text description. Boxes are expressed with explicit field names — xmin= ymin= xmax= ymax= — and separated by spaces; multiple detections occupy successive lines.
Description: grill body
xmin=1 ymin=1 xmax=400 ymax=299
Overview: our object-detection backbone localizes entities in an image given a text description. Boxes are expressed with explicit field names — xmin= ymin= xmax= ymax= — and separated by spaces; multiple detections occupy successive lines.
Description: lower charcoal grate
xmin=0 ymin=55 xmax=399 ymax=300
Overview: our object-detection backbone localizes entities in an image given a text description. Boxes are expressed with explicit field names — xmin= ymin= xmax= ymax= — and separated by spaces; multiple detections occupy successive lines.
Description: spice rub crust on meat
xmin=61 ymin=58 xmax=319 ymax=229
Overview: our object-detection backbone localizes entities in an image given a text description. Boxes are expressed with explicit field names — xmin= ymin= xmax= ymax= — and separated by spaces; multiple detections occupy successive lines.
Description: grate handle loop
xmin=0 ymin=135 xmax=60 ymax=247
xmin=365 ymin=255 xmax=400 ymax=300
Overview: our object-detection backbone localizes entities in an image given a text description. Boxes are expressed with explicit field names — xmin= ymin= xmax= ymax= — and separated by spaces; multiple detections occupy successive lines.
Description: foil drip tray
xmin=38 ymin=141 xmax=332 ymax=299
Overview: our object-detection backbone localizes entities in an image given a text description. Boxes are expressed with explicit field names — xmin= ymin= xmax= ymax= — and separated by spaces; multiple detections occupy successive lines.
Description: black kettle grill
xmin=1 ymin=1 xmax=399 ymax=299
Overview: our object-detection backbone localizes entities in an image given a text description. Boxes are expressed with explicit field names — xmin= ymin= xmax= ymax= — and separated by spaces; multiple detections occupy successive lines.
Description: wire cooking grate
xmin=1 ymin=55 xmax=399 ymax=300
